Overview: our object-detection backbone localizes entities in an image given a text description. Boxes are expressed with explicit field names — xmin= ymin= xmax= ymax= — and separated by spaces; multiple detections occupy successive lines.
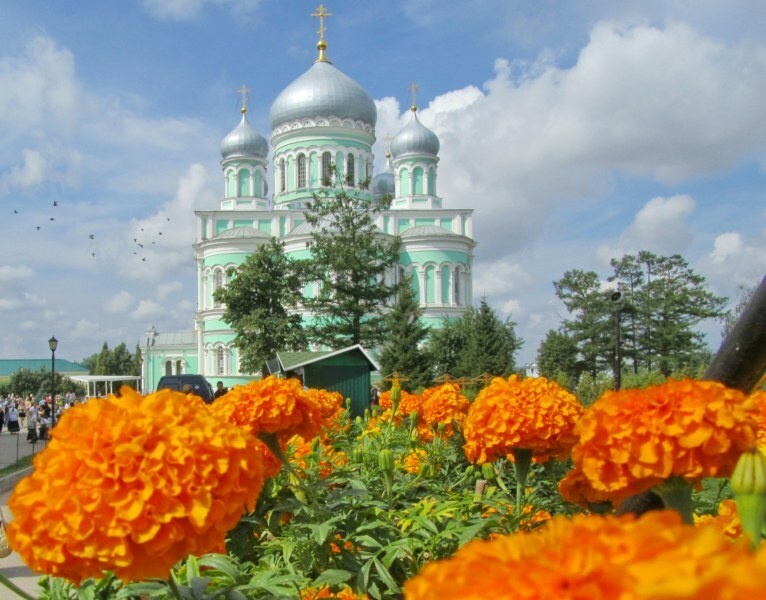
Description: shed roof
xmin=277 ymin=344 xmax=380 ymax=372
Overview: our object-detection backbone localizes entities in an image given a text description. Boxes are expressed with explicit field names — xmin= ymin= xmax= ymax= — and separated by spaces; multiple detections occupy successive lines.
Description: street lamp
xmin=49 ymin=335 xmax=58 ymax=431
xmin=610 ymin=292 xmax=624 ymax=391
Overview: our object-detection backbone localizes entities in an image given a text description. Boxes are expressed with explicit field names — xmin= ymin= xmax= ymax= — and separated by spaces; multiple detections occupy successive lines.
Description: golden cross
xmin=383 ymin=371 xmax=410 ymax=383
xmin=407 ymin=82 xmax=420 ymax=110
xmin=383 ymin=133 xmax=393 ymax=155
xmin=312 ymin=4 xmax=332 ymax=42
xmin=237 ymin=83 xmax=250 ymax=113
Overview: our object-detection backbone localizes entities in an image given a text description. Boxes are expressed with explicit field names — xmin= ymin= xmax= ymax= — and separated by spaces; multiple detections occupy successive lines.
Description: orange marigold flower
xmin=379 ymin=388 xmax=423 ymax=417
xmin=255 ymin=437 xmax=284 ymax=479
xmin=417 ymin=383 xmax=470 ymax=441
xmin=401 ymin=449 xmax=428 ymax=474
xmin=7 ymin=388 xmax=265 ymax=583
xmin=209 ymin=376 xmax=324 ymax=443
xmin=288 ymin=434 xmax=348 ymax=478
xmin=301 ymin=585 xmax=368 ymax=599
xmin=571 ymin=379 xmax=757 ymax=506
xmin=462 ymin=375 xmax=583 ymax=464
xmin=306 ymin=387 xmax=345 ymax=434
xmin=749 ymin=390 xmax=766 ymax=451
xmin=559 ymin=465 xmax=618 ymax=509
xmin=695 ymin=499 xmax=743 ymax=541
xmin=404 ymin=511 xmax=766 ymax=599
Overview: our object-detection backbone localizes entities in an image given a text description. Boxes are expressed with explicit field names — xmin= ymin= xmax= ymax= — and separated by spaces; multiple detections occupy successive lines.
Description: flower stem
xmin=653 ymin=477 xmax=694 ymax=525
xmin=168 ymin=570 xmax=184 ymax=600
xmin=513 ymin=448 xmax=533 ymax=517
xmin=0 ymin=571 xmax=36 ymax=600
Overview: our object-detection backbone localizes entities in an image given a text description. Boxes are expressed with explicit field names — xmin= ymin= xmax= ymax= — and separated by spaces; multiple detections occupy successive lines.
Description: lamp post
xmin=49 ymin=335 xmax=58 ymax=430
xmin=610 ymin=292 xmax=623 ymax=391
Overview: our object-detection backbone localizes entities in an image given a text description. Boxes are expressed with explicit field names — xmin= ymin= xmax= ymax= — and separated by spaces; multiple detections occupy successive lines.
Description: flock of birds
xmin=12 ymin=201 xmax=170 ymax=261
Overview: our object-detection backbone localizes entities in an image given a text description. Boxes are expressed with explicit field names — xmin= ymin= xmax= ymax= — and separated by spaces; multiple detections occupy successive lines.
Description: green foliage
xmin=537 ymin=328 xmax=579 ymax=387
xmin=378 ymin=276 xmax=432 ymax=391
xmin=215 ymin=237 xmax=307 ymax=374
xmin=303 ymin=169 xmax=401 ymax=349
xmin=547 ymin=251 xmax=727 ymax=384
xmin=427 ymin=299 xmax=521 ymax=379
xmin=0 ymin=367 xmax=82 ymax=398
xmin=79 ymin=341 xmax=142 ymax=395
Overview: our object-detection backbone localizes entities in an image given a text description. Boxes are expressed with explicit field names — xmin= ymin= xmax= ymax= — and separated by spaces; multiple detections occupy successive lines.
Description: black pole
xmin=704 ymin=275 xmax=766 ymax=393
xmin=614 ymin=308 xmax=622 ymax=391
xmin=49 ymin=335 xmax=58 ymax=432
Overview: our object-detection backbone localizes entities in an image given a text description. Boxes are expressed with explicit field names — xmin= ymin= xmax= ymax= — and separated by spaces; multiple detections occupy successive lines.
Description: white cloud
xmin=141 ymin=0 xmax=261 ymax=21
xmin=0 ymin=265 xmax=34 ymax=282
xmin=156 ymin=282 xmax=183 ymax=299
xmin=105 ymin=291 xmax=136 ymax=313
xmin=130 ymin=300 xmax=164 ymax=321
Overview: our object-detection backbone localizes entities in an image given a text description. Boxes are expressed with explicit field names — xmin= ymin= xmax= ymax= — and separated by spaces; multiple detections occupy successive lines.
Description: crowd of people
xmin=0 ymin=392 xmax=79 ymax=443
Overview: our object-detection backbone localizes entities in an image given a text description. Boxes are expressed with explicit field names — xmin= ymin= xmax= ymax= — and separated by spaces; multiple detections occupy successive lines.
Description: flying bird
xmin=166 ymin=217 xmax=170 ymax=221
xmin=36 ymin=226 xmax=40 ymax=230
xmin=142 ymin=258 xmax=146 ymax=262
xmin=138 ymin=243 xmax=143 ymax=248
xmin=53 ymin=201 xmax=58 ymax=207
xmin=158 ymin=232 xmax=163 ymax=236
xmin=91 ymin=252 xmax=95 ymax=257
xmin=89 ymin=234 xmax=94 ymax=239
xmin=49 ymin=217 xmax=55 ymax=221
xmin=13 ymin=210 xmax=18 ymax=214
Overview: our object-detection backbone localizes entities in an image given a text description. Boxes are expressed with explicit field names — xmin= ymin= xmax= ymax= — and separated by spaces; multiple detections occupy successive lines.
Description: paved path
xmin=0 ymin=489 xmax=44 ymax=599
xmin=0 ymin=431 xmax=49 ymax=598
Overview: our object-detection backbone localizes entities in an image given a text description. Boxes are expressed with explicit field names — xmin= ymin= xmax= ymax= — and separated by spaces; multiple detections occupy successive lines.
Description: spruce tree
xmin=378 ymin=275 xmax=432 ymax=391
xmin=304 ymin=169 xmax=401 ymax=349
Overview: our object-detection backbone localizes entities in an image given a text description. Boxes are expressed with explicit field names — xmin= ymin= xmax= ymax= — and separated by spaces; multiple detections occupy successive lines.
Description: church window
xmin=453 ymin=268 xmax=461 ymax=305
xmin=165 ymin=361 xmax=172 ymax=376
xmin=346 ymin=154 xmax=355 ymax=186
xmin=413 ymin=167 xmax=424 ymax=194
xmin=297 ymin=154 xmax=307 ymax=188
xmin=176 ymin=360 xmax=184 ymax=374
xmin=322 ymin=152 xmax=332 ymax=185
xmin=279 ymin=158 xmax=286 ymax=192
xmin=237 ymin=169 xmax=250 ymax=197
xmin=213 ymin=270 xmax=224 ymax=308
xmin=366 ymin=160 xmax=372 ymax=180
xmin=216 ymin=347 xmax=226 ymax=375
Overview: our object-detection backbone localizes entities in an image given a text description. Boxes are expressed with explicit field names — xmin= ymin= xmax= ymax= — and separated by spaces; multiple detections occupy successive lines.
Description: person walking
xmin=0 ymin=405 xmax=4 ymax=434
xmin=26 ymin=405 xmax=38 ymax=444
xmin=7 ymin=404 xmax=19 ymax=434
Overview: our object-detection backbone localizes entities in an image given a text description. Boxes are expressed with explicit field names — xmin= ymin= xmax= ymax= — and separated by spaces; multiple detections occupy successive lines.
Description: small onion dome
xmin=372 ymin=153 xmax=395 ymax=198
xmin=220 ymin=110 xmax=268 ymax=160
xmin=390 ymin=107 xmax=440 ymax=158
xmin=269 ymin=61 xmax=377 ymax=130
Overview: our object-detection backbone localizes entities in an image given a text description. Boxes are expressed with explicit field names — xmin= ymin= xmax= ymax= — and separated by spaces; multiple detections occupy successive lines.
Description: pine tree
xmin=378 ymin=275 xmax=432 ymax=391
xmin=304 ymin=169 xmax=401 ymax=349
xmin=214 ymin=237 xmax=307 ymax=374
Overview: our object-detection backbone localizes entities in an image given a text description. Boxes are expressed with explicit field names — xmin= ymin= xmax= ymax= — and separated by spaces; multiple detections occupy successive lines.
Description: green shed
xmin=275 ymin=345 xmax=379 ymax=417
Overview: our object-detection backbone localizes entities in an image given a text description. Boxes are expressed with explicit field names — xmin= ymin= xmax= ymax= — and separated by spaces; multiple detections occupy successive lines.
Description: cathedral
xmin=141 ymin=8 xmax=475 ymax=392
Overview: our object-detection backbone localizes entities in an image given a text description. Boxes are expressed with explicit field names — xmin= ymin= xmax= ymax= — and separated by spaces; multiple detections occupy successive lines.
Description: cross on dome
xmin=407 ymin=82 xmax=420 ymax=112
xmin=311 ymin=4 xmax=333 ymax=63
xmin=237 ymin=83 xmax=250 ymax=114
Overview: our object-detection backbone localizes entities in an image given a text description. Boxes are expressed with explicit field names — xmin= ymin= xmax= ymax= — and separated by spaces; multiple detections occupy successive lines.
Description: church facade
xmin=142 ymin=17 xmax=475 ymax=392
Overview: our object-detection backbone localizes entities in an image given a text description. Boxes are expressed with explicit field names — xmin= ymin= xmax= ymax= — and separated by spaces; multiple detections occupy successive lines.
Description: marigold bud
xmin=482 ymin=462 xmax=496 ymax=482
xmin=379 ymin=448 xmax=394 ymax=476
xmin=731 ymin=448 xmax=766 ymax=548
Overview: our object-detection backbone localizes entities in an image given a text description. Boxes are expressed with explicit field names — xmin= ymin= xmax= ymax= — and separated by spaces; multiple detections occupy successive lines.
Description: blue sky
xmin=0 ymin=0 xmax=764 ymax=366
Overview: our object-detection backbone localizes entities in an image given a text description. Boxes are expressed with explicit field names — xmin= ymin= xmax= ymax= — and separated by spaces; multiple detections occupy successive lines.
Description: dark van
xmin=156 ymin=375 xmax=215 ymax=404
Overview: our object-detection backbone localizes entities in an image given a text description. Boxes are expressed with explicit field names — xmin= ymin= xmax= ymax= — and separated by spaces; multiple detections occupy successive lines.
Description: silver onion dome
xmin=220 ymin=111 xmax=268 ymax=159
xmin=390 ymin=108 xmax=440 ymax=157
xmin=269 ymin=61 xmax=377 ymax=130
xmin=372 ymin=153 xmax=395 ymax=198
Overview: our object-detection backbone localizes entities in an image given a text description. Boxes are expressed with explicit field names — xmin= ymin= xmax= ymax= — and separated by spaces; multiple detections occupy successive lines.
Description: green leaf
xmin=198 ymin=553 xmax=242 ymax=582
xmin=372 ymin=557 xmax=400 ymax=594
xmin=458 ymin=520 xmax=487 ymax=546
xmin=311 ymin=569 xmax=353 ymax=587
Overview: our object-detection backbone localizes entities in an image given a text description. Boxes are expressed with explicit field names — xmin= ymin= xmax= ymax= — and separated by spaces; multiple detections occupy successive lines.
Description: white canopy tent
xmin=68 ymin=375 xmax=143 ymax=398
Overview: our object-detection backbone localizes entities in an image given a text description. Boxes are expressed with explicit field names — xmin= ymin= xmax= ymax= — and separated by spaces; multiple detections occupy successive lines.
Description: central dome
xmin=269 ymin=61 xmax=377 ymax=130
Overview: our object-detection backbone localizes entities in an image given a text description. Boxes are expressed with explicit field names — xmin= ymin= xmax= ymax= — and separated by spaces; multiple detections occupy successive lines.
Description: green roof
xmin=276 ymin=345 xmax=380 ymax=372
xmin=0 ymin=359 xmax=89 ymax=377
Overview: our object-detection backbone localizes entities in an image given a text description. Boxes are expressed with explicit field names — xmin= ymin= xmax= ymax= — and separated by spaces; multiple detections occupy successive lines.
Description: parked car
xmin=156 ymin=375 xmax=215 ymax=404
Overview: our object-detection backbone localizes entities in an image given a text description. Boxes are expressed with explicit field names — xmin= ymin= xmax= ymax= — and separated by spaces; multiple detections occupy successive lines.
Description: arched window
xmin=297 ymin=154 xmax=307 ymax=188
xmin=322 ymin=152 xmax=332 ymax=185
xmin=237 ymin=169 xmax=250 ymax=197
xmin=176 ymin=360 xmax=184 ymax=374
xmin=165 ymin=361 xmax=172 ymax=376
xmin=216 ymin=347 xmax=226 ymax=375
xmin=366 ymin=160 xmax=372 ymax=180
xmin=413 ymin=167 xmax=424 ymax=195
xmin=279 ymin=158 xmax=286 ymax=192
xmin=453 ymin=268 xmax=461 ymax=306
xmin=346 ymin=154 xmax=355 ymax=186
xmin=213 ymin=270 xmax=224 ymax=308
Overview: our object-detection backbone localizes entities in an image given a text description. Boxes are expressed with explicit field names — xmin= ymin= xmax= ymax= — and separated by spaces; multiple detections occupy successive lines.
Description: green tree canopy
xmin=427 ymin=300 xmax=522 ymax=380
xmin=214 ymin=237 xmax=307 ymax=374
xmin=378 ymin=275 xmax=432 ymax=391
xmin=303 ymin=171 xmax=401 ymax=349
